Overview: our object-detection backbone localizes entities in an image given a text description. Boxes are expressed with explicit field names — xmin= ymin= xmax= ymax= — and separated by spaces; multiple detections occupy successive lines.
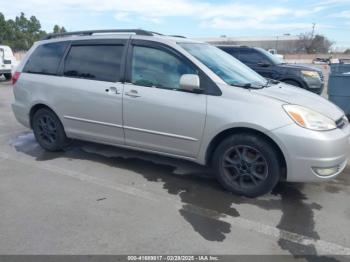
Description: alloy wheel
xmin=222 ymin=145 xmax=268 ymax=188
xmin=36 ymin=115 xmax=58 ymax=145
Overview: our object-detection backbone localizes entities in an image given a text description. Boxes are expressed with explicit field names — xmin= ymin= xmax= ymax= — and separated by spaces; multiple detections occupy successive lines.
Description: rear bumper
xmin=11 ymin=103 xmax=30 ymax=128
xmin=0 ymin=69 xmax=11 ymax=74
xmin=272 ymin=123 xmax=350 ymax=182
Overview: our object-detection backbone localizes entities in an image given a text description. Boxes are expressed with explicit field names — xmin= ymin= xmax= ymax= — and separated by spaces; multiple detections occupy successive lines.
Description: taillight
xmin=12 ymin=71 xmax=21 ymax=85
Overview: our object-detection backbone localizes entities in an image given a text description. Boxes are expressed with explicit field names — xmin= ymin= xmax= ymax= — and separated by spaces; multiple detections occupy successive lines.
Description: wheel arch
xmin=205 ymin=127 xmax=287 ymax=180
xmin=29 ymin=103 xmax=58 ymax=129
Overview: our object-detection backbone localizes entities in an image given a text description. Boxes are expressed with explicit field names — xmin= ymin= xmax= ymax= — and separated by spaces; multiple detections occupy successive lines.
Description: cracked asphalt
xmin=1 ymin=78 xmax=350 ymax=260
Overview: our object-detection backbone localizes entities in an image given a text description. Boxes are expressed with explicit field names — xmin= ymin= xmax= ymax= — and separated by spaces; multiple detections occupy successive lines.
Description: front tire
xmin=212 ymin=134 xmax=281 ymax=197
xmin=32 ymin=108 xmax=70 ymax=151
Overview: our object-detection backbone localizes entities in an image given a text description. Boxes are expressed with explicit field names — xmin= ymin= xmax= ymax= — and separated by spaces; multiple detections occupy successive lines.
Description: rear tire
xmin=212 ymin=133 xmax=281 ymax=197
xmin=4 ymin=73 xmax=11 ymax=80
xmin=32 ymin=108 xmax=70 ymax=151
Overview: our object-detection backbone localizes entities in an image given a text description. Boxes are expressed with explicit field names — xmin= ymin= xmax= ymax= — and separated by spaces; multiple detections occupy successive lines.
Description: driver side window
xmin=239 ymin=49 xmax=265 ymax=64
xmin=131 ymin=46 xmax=197 ymax=90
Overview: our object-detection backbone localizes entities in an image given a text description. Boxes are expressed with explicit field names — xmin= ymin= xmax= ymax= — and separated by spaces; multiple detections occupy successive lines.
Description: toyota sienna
xmin=11 ymin=29 xmax=350 ymax=197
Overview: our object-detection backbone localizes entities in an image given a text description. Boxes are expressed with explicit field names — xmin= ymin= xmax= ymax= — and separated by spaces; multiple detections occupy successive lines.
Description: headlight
xmin=301 ymin=70 xmax=320 ymax=78
xmin=283 ymin=105 xmax=336 ymax=131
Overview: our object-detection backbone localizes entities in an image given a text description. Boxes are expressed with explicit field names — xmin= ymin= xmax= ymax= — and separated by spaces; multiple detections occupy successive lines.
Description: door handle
xmin=125 ymin=89 xmax=141 ymax=98
xmin=105 ymin=86 xmax=121 ymax=95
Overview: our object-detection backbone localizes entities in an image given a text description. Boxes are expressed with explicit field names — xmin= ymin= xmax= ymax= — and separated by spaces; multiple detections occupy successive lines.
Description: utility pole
xmin=307 ymin=23 xmax=316 ymax=53
xmin=311 ymin=23 xmax=316 ymax=39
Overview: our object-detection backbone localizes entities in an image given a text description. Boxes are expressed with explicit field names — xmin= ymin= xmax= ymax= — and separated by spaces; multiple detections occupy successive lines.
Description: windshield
xmin=257 ymin=48 xmax=284 ymax=65
xmin=180 ymin=43 xmax=267 ymax=87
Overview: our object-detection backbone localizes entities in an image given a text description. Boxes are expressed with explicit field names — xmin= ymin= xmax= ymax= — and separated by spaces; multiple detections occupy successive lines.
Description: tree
xmin=297 ymin=32 xmax=313 ymax=53
xmin=10 ymin=13 xmax=38 ymax=50
xmin=344 ymin=49 xmax=350 ymax=54
xmin=0 ymin=12 xmax=46 ymax=50
xmin=309 ymin=35 xmax=333 ymax=54
xmin=0 ymin=13 xmax=8 ymax=43
xmin=0 ymin=12 xmax=66 ymax=51
xmin=53 ymin=25 xmax=67 ymax=34
xmin=297 ymin=33 xmax=333 ymax=54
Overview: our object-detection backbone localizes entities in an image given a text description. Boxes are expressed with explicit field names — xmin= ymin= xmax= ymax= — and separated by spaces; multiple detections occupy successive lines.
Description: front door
xmin=122 ymin=42 xmax=207 ymax=158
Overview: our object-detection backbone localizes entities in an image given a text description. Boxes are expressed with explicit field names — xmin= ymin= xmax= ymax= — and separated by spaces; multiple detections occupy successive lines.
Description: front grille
xmin=3 ymin=60 xmax=11 ymax=64
xmin=318 ymin=71 xmax=324 ymax=82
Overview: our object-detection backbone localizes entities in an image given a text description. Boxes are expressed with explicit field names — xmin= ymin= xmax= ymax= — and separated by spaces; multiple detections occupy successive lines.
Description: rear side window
xmin=63 ymin=45 xmax=124 ymax=82
xmin=23 ymin=42 xmax=68 ymax=75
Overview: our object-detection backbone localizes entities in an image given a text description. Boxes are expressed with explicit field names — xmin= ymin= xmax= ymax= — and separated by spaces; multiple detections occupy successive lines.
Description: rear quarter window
xmin=23 ymin=42 xmax=68 ymax=75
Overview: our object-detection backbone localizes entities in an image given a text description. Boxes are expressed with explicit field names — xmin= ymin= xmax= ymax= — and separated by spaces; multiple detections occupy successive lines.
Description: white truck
xmin=267 ymin=49 xmax=284 ymax=61
xmin=0 ymin=45 xmax=17 ymax=80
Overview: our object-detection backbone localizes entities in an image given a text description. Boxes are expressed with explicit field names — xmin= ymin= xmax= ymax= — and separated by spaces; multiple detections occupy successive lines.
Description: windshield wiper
xmin=263 ymin=79 xmax=280 ymax=88
xmin=230 ymin=83 xmax=252 ymax=89
xmin=230 ymin=83 xmax=264 ymax=89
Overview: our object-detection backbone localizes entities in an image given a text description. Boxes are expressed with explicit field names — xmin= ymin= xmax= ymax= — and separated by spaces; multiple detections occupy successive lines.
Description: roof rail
xmin=215 ymin=44 xmax=249 ymax=48
xmin=43 ymin=29 xmax=155 ymax=40
xmin=169 ymin=35 xmax=186 ymax=38
xmin=148 ymin=31 xmax=164 ymax=36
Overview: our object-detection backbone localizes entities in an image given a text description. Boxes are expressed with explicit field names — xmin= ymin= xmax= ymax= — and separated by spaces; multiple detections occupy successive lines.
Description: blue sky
xmin=2 ymin=0 xmax=350 ymax=48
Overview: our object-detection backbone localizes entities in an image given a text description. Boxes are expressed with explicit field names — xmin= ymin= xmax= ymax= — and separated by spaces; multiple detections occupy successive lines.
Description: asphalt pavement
xmin=0 ymin=79 xmax=350 ymax=260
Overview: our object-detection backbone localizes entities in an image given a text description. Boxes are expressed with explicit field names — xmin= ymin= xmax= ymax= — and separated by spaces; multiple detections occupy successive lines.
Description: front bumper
xmin=308 ymin=84 xmax=324 ymax=95
xmin=272 ymin=123 xmax=350 ymax=182
xmin=302 ymin=77 xmax=324 ymax=95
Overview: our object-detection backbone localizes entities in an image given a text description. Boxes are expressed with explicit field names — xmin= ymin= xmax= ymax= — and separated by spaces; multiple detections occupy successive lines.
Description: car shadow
xmin=8 ymin=132 xmax=343 ymax=260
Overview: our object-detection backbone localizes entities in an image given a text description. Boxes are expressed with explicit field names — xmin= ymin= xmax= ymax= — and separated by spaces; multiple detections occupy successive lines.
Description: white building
xmin=196 ymin=35 xmax=301 ymax=54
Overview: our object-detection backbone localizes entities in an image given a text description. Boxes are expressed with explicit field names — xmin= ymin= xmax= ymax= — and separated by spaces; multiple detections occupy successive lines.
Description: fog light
xmin=312 ymin=166 xmax=339 ymax=177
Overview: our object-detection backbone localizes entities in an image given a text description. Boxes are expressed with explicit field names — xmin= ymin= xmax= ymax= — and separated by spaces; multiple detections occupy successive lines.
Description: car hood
xmin=252 ymin=83 xmax=344 ymax=121
xmin=278 ymin=63 xmax=322 ymax=73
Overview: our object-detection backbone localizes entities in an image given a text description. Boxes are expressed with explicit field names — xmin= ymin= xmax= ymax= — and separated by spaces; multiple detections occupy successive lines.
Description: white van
xmin=11 ymin=29 xmax=350 ymax=197
xmin=0 ymin=45 xmax=17 ymax=80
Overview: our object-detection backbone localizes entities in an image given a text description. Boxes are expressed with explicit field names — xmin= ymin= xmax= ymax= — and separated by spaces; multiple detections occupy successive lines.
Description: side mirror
xmin=179 ymin=74 xmax=201 ymax=92
xmin=258 ymin=61 xmax=270 ymax=67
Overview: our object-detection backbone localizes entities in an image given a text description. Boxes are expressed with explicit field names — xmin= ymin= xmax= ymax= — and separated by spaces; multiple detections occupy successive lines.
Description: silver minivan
xmin=11 ymin=29 xmax=350 ymax=197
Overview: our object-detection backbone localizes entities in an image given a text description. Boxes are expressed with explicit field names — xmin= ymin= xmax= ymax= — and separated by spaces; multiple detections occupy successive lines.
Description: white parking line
xmin=1 ymin=150 xmax=350 ymax=255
